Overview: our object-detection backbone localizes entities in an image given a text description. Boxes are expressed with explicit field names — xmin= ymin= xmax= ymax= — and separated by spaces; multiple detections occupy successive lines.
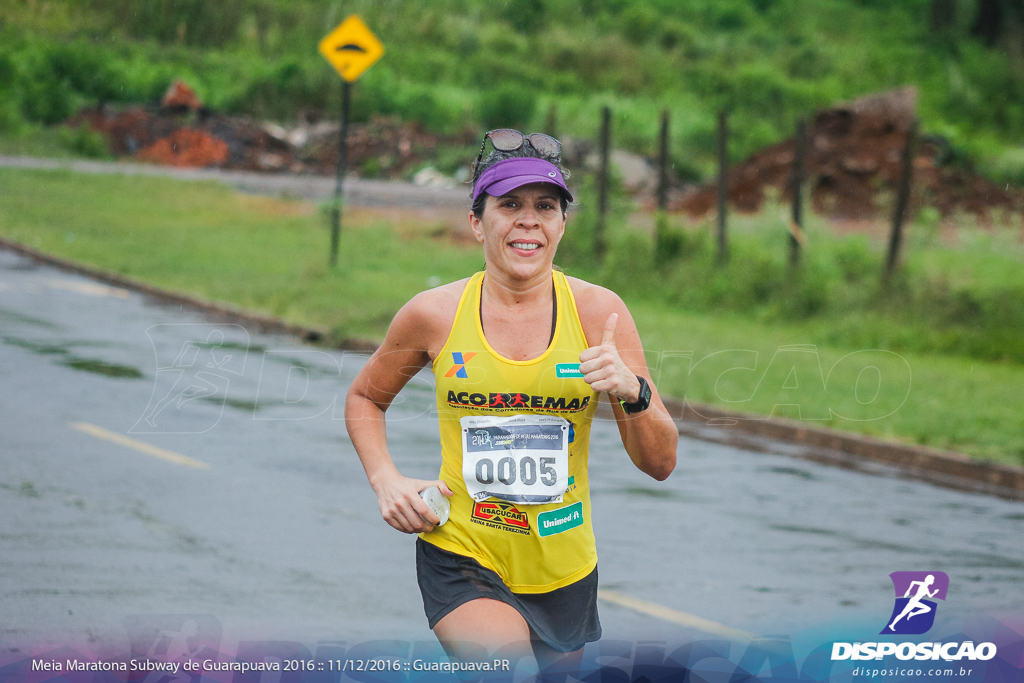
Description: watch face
xmin=622 ymin=377 xmax=652 ymax=414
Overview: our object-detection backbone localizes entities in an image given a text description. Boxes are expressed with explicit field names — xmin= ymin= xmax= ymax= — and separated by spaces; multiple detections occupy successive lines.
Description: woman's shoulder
xmin=409 ymin=277 xmax=470 ymax=312
xmin=563 ymin=275 xmax=633 ymax=344
xmin=564 ymin=275 xmax=625 ymax=312
xmin=387 ymin=278 xmax=472 ymax=355
xmin=399 ymin=278 xmax=470 ymax=324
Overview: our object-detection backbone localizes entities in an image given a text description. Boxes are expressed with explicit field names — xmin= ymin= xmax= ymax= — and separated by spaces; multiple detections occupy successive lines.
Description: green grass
xmin=0 ymin=168 xmax=482 ymax=338
xmin=0 ymin=167 xmax=1022 ymax=466
xmin=0 ymin=125 xmax=90 ymax=159
xmin=3 ymin=0 xmax=1024 ymax=179
xmin=557 ymin=183 xmax=1024 ymax=365
xmin=634 ymin=306 xmax=1024 ymax=464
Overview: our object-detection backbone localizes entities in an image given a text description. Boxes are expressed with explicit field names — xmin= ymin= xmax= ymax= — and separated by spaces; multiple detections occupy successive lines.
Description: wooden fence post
xmin=884 ymin=119 xmax=919 ymax=282
xmin=716 ymin=110 xmax=729 ymax=265
xmin=789 ymin=117 xmax=807 ymax=267
xmin=545 ymin=103 xmax=558 ymax=138
xmin=657 ymin=109 xmax=670 ymax=212
xmin=595 ymin=106 xmax=611 ymax=260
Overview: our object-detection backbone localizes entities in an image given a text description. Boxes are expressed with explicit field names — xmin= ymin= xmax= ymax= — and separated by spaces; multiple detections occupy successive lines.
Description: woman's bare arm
xmin=344 ymin=288 xmax=458 ymax=533
xmin=572 ymin=281 xmax=678 ymax=480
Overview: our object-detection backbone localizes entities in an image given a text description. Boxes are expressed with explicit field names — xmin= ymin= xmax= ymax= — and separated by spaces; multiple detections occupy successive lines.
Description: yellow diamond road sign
xmin=319 ymin=15 xmax=384 ymax=82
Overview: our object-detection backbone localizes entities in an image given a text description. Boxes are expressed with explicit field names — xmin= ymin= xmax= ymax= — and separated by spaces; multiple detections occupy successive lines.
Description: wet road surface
xmin=1 ymin=248 xmax=1022 ymax=656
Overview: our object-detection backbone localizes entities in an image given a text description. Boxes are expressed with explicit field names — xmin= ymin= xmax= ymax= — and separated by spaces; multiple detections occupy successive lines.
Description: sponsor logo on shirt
xmin=447 ymin=391 xmax=590 ymax=413
xmin=445 ymin=352 xmax=477 ymax=378
xmin=471 ymin=501 xmax=531 ymax=535
xmin=537 ymin=501 xmax=583 ymax=537
xmin=555 ymin=363 xmax=584 ymax=378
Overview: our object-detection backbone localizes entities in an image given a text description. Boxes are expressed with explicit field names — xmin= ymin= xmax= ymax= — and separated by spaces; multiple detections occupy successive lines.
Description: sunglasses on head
xmin=473 ymin=129 xmax=562 ymax=177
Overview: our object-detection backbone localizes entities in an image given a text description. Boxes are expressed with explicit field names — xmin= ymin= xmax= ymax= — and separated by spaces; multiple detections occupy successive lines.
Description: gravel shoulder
xmin=0 ymin=155 xmax=469 ymax=207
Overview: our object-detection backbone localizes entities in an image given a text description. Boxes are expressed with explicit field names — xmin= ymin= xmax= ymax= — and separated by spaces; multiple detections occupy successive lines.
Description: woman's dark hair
xmin=470 ymin=139 xmax=572 ymax=219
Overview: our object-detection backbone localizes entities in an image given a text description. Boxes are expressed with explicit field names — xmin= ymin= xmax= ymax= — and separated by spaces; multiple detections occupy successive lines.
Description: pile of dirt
xmin=69 ymin=82 xmax=472 ymax=176
xmin=136 ymin=129 xmax=229 ymax=168
xmin=161 ymin=79 xmax=204 ymax=112
xmin=70 ymin=105 xmax=301 ymax=172
xmin=303 ymin=116 xmax=467 ymax=177
xmin=675 ymin=87 xmax=1022 ymax=220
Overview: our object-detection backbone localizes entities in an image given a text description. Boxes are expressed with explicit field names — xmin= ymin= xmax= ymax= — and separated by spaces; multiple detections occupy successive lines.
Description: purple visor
xmin=471 ymin=157 xmax=574 ymax=204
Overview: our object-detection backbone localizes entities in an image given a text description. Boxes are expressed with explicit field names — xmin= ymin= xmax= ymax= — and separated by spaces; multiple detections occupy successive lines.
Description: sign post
xmin=318 ymin=15 xmax=384 ymax=267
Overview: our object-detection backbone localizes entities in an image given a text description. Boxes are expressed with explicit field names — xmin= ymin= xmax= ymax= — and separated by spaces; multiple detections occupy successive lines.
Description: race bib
xmin=460 ymin=414 xmax=570 ymax=505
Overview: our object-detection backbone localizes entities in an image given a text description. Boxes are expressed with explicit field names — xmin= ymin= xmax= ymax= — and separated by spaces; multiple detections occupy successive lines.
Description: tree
xmin=969 ymin=0 xmax=1024 ymax=80
xmin=930 ymin=0 xmax=958 ymax=34
xmin=970 ymin=0 xmax=1004 ymax=45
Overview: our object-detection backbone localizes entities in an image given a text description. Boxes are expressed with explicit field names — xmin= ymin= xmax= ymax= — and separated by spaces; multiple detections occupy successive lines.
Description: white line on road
xmin=46 ymin=278 xmax=130 ymax=298
xmin=598 ymin=589 xmax=754 ymax=641
xmin=69 ymin=422 xmax=210 ymax=469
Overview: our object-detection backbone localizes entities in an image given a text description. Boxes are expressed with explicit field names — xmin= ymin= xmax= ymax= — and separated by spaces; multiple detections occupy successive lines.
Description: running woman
xmin=345 ymin=129 xmax=678 ymax=670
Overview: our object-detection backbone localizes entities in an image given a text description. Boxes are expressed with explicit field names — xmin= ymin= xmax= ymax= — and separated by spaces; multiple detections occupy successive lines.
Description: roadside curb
xmin=0 ymin=237 xmax=376 ymax=353
xmin=662 ymin=400 xmax=1024 ymax=501
xmin=3 ymin=236 xmax=1022 ymax=501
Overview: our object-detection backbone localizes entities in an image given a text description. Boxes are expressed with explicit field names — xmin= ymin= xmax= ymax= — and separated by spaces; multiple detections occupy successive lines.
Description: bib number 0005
xmin=460 ymin=415 xmax=570 ymax=505
xmin=475 ymin=455 xmax=557 ymax=488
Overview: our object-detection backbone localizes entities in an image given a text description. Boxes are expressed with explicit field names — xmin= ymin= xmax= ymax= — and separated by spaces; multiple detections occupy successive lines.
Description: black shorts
xmin=416 ymin=539 xmax=601 ymax=653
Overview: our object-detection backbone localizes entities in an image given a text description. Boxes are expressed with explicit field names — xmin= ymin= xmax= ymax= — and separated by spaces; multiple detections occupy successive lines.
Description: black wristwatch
xmin=619 ymin=376 xmax=652 ymax=414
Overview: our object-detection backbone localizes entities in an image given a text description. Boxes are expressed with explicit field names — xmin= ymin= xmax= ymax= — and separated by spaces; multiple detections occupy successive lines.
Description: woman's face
xmin=468 ymin=183 xmax=566 ymax=282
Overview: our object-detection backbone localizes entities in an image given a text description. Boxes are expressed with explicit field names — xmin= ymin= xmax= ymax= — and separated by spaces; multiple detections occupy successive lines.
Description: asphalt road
xmin=2 ymin=248 xmax=1022 ymax=662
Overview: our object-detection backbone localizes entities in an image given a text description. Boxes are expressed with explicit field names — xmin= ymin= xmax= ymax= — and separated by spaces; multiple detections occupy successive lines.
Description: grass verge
xmin=1 ymin=167 xmax=1021 ymax=466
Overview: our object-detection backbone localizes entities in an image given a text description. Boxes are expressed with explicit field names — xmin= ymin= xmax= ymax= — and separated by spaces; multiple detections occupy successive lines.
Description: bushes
xmin=654 ymin=212 xmax=686 ymax=265
xmin=21 ymin=77 xmax=75 ymax=125
xmin=83 ymin=0 xmax=249 ymax=48
xmin=559 ymin=194 xmax=1024 ymax=364
xmin=0 ymin=32 xmax=170 ymax=125
xmin=235 ymin=58 xmax=333 ymax=119
xmin=478 ymin=83 xmax=537 ymax=131
xmin=58 ymin=124 xmax=112 ymax=159
xmin=4 ymin=0 xmax=1024 ymax=177
xmin=0 ymin=92 xmax=23 ymax=135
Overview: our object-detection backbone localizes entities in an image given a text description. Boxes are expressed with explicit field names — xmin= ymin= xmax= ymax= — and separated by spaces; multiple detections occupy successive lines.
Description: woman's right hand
xmin=371 ymin=472 xmax=453 ymax=534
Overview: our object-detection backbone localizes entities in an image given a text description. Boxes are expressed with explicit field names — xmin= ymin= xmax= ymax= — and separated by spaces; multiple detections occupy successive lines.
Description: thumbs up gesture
xmin=578 ymin=312 xmax=642 ymax=404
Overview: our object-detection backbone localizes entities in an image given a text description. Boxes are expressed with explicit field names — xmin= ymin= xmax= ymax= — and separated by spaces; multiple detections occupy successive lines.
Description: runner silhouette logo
xmin=881 ymin=571 xmax=949 ymax=635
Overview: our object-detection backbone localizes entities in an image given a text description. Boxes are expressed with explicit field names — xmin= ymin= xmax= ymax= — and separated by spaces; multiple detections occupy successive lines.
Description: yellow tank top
xmin=422 ymin=270 xmax=599 ymax=593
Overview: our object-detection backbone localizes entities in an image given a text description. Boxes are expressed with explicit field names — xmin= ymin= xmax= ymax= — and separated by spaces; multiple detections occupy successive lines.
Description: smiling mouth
xmin=509 ymin=241 xmax=540 ymax=251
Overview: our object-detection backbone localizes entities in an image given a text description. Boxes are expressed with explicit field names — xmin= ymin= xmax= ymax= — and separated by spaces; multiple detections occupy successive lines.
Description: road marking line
xmin=598 ymin=589 xmax=754 ymax=641
xmin=69 ymin=422 xmax=210 ymax=470
xmin=46 ymin=279 xmax=130 ymax=299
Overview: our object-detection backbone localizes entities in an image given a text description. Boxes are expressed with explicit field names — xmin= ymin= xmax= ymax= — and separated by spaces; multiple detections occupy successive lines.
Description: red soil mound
xmin=136 ymin=129 xmax=229 ymax=168
xmin=676 ymin=87 xmax=1021 ymax=220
